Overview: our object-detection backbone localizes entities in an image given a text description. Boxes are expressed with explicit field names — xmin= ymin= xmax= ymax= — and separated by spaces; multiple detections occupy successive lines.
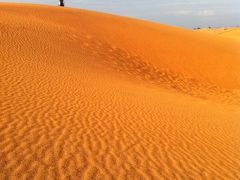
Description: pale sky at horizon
xmin=1 ymin=0 xmax=239 ymax=28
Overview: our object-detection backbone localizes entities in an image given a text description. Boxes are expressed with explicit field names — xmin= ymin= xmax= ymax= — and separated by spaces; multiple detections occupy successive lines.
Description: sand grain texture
xmin=1 ymin=3 xmax=240 ymax=179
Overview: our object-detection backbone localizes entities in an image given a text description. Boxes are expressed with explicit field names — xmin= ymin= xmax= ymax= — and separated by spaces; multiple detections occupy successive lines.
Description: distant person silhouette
xmin=59 ymin=0 xmax=64 ymax=7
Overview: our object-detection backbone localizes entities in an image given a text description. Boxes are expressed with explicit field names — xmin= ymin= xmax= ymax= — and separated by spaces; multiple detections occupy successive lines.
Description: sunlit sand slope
xmin=198 ymin=27 xmax=240 ymax=40
xmin=1 ymin=3 xmax=240 ymax=179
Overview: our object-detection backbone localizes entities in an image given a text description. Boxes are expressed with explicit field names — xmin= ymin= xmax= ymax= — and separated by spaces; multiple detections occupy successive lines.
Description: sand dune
xmin=198 ymin=27 xmax=240 ymax=40
xmin=1 ymin=3 xmax=240 ymax=179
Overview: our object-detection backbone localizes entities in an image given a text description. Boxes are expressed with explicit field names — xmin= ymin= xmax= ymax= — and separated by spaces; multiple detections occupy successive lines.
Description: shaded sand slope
xmin=1 ymin=3 xmax=240 ymax=179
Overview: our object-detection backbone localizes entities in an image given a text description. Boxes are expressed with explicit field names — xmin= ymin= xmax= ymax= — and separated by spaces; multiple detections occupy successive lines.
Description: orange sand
xmin=1 ymin=3 xmax=240 ymax=179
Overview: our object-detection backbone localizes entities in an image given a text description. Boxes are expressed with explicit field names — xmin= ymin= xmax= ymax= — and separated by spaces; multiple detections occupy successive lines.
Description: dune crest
xmin=1 ymin=3 xmax=240 ymax=179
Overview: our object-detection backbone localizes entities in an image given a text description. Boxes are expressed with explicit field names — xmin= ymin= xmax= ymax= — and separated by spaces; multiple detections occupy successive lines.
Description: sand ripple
xmin=1 ymin=3 xmax=240 ymax=179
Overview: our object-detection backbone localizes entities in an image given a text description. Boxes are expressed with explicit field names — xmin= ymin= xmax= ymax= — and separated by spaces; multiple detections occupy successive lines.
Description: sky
xmin=1 ymin=0 xmax=239 ymax=28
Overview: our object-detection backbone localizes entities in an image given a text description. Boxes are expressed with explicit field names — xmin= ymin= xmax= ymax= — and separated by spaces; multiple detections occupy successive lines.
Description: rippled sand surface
xmin=1 ymin=3 xmax=240 ymax=179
